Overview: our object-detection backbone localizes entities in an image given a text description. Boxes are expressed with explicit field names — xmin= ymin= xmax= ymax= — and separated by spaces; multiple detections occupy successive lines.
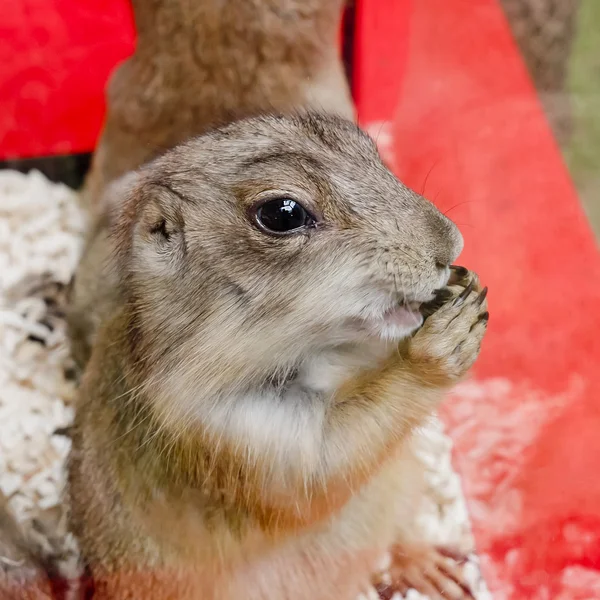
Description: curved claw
xmin=450 ymin=265 xmax=468 ymax=278
xmin=475 ymin=286 xmax=488 ymax=306
xmin=454 ymin=281 xmax=475 ymax=305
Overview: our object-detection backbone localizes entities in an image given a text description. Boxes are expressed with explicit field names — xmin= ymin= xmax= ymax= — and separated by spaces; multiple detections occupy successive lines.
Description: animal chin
xmin=369 ymin=303 xmax=424 ymax=340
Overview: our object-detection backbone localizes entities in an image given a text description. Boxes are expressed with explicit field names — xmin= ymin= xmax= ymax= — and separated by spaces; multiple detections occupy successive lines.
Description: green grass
xmin=566 ymin=0 xmax=600 ymax=239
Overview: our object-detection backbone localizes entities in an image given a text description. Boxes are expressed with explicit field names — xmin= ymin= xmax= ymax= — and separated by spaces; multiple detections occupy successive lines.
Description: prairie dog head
xmin=110 ymin=114 xmax=463 ymax=409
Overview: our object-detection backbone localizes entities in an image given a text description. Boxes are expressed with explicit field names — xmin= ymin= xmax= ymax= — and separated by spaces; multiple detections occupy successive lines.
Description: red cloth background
xmin=3 ymin=1 xmax=600 ymax=598
xmin=354 ymin=1 xmax=600 ymax=598
xmin=0 ymin=0 xmax=134 ymax=159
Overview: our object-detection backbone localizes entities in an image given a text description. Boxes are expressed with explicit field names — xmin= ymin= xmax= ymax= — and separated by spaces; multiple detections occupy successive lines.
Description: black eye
xmin=254 ymin=198 xmax=316 ymax=235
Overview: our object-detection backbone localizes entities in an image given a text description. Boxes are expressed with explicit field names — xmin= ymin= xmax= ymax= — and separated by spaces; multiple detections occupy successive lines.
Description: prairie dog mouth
xmin=365 ymin=301 xmax=424 ymax=341
xmin=380 ymin=302 xmax=423 ymax=328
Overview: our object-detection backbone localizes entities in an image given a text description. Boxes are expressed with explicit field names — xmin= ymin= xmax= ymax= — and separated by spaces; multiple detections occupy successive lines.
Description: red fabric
xmin=353 ymin=0 xmax=412 ymax=123
xmin=4 ymin=0 xmax=600 ymax=597
xmin=355 ymin=0 xmax=600 ymax=597
xmin=0 ymin=0 xmax=134 ymax=160
xmin=0 ymin=1 xmax=347 ymax=161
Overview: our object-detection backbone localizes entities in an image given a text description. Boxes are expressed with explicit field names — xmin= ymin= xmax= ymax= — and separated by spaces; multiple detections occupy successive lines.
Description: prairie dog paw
xmin=448 ymin=265 xmax=481 ymax=291
xmin=409 ymin=274 xmax=488 ymax=384
xmin=372 ymin=544 xmax=474 ymax=600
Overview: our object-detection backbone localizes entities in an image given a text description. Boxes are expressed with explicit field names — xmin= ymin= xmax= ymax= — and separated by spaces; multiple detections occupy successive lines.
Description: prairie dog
xmin=84 ymin=0 xmax=353 ymax=208
xmin=68 ymin=114 xmax=488 ymax=599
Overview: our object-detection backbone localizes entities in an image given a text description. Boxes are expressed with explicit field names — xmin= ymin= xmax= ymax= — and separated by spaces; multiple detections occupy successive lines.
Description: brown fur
xmin=68 ymin=114 xmax=488 ymax=599
xmin=83 ymin=0 xmax=353 ymax=209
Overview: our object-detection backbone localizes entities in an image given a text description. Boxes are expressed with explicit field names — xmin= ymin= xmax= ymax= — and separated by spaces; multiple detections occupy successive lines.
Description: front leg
xmin=373 ymin=544 xmax=474 ymax=600
xmin=326 ymin=277 xmax=487 ymax=481
xmin=368 ymin=272 xmax=488 ymax=600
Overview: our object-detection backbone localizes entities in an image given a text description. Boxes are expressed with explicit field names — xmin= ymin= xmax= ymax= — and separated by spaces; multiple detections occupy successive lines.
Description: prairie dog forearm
xmin=325 ymin=359 xmax=442 ymax=483
xmin=239 ymin=357 xmax=444 ymax=529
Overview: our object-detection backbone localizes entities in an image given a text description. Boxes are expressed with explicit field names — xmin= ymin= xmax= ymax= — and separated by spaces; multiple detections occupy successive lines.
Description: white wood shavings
xmin=0 ymin=170 xmax=83 ymax=527
xmin=0 ymin=169 xmax=490 ymax=598
xmin=368 ymin=419 xmax=493 ymax=600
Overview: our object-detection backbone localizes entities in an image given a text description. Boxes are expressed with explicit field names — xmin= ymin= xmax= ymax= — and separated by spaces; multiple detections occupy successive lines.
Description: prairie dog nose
xmin=433 ymin=214 xmax=464 ymax=267
xmin=420 ymin=203 xmax=464 ymax=267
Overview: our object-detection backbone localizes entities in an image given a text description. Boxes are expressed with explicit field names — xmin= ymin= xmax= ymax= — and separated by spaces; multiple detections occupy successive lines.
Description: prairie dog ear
xmin=105 ymin=172 xmax=187 ymax=277
xmin=136 ymin=185 xmax=185 ymax=244
xmin=132 ymin=183 xmax=187 ymax=272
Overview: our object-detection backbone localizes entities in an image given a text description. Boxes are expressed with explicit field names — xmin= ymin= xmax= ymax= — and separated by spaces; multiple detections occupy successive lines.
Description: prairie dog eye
xmin=253 ymin=198 xmax=316 ymax=235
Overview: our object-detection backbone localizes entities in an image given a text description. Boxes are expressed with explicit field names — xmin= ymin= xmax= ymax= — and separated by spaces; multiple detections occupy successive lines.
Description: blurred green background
xmin=567 ymin=0 xmax=600 ymax=238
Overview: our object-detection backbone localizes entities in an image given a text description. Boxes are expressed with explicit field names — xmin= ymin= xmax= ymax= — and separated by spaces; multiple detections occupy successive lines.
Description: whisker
xmin=420 ymin=161 xmax=440 ymax=196
xmin=443 ymin=200 xmax=474 ymax=216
